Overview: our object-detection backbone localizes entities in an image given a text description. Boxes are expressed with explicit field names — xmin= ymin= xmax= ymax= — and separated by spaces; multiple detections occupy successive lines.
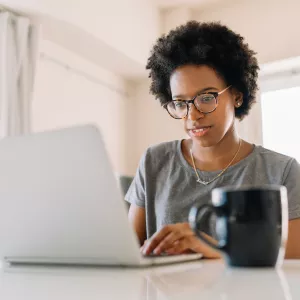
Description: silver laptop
xmin=0 ymin=125 xmax=202 ymax=266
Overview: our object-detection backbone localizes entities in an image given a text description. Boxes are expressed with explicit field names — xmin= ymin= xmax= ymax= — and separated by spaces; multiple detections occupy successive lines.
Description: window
xmin=261 ymin=87 xmax=300 ymax=162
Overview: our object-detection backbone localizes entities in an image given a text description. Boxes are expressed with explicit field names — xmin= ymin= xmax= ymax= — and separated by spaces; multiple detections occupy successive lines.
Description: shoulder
xmin=140 ymin=140 xmax=180 ymax=170
xmin=146 ymin=140 xmax=179 ymax=157
xmin=254 ymin=145 xmax=298 ymax=179
xmin=255 ymin=145 xmax=295 ymax=165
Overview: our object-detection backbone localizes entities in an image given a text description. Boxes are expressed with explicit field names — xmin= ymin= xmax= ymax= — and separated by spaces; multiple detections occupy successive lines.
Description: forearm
xmin=285 ymin=219 xmax=300 ymax=259
xmin=128 ymin=204 xmax=146 ymax=246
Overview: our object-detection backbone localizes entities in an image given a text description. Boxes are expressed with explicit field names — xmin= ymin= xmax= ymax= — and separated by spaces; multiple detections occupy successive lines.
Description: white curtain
xmin=0 ymin=11 xmax=39 ymax=137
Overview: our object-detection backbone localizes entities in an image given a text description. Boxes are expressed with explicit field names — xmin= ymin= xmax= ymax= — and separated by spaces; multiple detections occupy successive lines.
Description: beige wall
xmin=33 ymin=40 xmax=130 ymax=175
xmin=162 ymin=7 xmax=192 ymax=33
xmin=129 ymin=79 xmax=186 ymax=172
xmin=1 ymin=0 xmax=159 ymax=66
xmin=33 ymin=41 xmax=184 ymax=176
xmin=194 ymin=0 xmax=300 ymax=64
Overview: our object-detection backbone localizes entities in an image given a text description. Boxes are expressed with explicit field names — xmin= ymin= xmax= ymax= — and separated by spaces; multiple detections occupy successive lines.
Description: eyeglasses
xmin=164 ymin=86 xmax=232 ymax=119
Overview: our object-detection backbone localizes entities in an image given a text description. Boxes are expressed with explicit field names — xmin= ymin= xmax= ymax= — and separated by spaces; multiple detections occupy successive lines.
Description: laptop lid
xmin=0 ymin=125 xmax=141 ymax=265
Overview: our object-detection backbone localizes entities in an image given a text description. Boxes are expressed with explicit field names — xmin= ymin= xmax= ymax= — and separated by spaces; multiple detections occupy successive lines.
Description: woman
xmin=125 ymin=21 xmax=300 ymax=259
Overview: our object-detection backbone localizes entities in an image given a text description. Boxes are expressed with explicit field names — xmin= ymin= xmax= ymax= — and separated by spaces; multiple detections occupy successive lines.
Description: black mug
xmin=189 ymin=185 xmax=288 ymax=267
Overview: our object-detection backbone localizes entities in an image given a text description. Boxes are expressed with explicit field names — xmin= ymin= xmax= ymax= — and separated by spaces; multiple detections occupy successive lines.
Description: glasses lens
xmin=167 ymin=101 xmax=187 ymax=119
xmin=195 ymin=94 xmax=217 ymax=113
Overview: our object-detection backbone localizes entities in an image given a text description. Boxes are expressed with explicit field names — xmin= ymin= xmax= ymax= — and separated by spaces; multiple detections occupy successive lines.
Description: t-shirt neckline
xmin=177 ymin=139 xmax=259 ymax=179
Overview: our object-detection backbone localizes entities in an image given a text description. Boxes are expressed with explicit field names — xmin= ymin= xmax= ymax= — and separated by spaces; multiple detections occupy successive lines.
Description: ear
xmin=231 ymin=88 xmax=243 ymax=108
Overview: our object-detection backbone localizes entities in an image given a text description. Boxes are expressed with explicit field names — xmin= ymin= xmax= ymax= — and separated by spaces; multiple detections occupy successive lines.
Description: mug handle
xmin=189 ymin=204 xmax=226 ymax=252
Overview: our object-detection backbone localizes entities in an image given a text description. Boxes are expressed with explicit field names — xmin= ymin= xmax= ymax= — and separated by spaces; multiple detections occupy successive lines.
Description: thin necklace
xmin=189 ymin=139 xmax=242 ymax=185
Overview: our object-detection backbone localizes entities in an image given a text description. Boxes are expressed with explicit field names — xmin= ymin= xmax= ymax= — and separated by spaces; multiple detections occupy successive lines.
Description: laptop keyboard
xmin=143 ymin=252 xmax=175 ymax=258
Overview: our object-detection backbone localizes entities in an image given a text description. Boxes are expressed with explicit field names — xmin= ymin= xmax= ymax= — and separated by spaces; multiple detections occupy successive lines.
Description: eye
xmin=200 ymin=94 xmax=215 ymax=103
xmin=174 ymin=101 xmax=186 ymax=109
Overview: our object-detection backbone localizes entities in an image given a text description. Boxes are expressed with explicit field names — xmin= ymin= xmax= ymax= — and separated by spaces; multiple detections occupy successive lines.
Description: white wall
xmin=33 ymin=40 xmax=131 ymax=175
xmin=235 ymin=93 xmax=263 ymax=145
xmin=261 ymin=87 xmax=300 ymax=162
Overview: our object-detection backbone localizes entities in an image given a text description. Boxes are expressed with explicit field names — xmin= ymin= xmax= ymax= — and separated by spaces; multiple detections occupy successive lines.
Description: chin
xmin=191 ymin=136 xmax=217 ymax=148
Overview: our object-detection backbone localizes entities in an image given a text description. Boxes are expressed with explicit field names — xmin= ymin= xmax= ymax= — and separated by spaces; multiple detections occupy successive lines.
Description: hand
xmin=140 ymin=223 xmax=221 ymax=258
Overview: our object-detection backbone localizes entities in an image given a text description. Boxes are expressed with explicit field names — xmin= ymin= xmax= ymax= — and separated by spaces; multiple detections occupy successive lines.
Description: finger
xmin=163 ymin=240 xmax=180 ymax=255
xmin=155 ymin=224 xmax=195 ymax=254
xmin=166 ymin=239 xmax=189 ymax=255
xmin=153 ymin=231 xmax=184 ymax=255
xmin=140 ymin=239 xmax=147 ymax=248
xmin=142 ymin=225 xmax=173 ymax=255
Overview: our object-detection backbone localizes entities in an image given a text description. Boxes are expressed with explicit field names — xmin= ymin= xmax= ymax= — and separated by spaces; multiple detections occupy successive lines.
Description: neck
xmin=190 ymin=124 xmax=241 ymax=171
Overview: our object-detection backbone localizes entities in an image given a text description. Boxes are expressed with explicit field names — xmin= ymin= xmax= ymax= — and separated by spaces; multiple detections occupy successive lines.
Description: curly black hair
xmin=146 ymin=21 xmax=259 ymax=120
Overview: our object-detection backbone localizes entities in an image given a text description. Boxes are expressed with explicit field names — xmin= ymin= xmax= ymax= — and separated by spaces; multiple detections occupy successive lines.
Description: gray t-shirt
xmin=125 ymin=140 xmax=300 ymax=239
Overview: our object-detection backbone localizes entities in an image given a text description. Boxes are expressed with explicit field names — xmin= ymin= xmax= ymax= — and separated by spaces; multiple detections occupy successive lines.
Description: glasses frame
xmin=164 ymin=85 xmax=232 ymax=119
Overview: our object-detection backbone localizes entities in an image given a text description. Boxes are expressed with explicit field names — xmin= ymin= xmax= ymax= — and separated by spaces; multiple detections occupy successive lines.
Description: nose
xmin=187 ymin=103 xmax=205 ymax=121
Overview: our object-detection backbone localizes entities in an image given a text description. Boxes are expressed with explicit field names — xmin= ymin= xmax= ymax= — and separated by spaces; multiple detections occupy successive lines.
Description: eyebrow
xmin=172 ymin=87 xmax=218 ymax=100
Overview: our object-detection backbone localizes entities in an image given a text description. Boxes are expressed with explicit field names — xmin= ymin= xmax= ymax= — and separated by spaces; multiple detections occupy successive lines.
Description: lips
xmin=189 ymin=126 xmax=212 ymax=137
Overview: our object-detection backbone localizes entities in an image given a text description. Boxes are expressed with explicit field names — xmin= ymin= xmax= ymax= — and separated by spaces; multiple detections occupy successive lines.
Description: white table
xmin=0 ymin=259 xmax=299 ymax=300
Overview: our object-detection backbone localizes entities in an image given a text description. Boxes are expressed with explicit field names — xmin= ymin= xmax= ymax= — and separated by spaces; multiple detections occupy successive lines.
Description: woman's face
xmin=169 ymin=64 xmax=242 ymax=148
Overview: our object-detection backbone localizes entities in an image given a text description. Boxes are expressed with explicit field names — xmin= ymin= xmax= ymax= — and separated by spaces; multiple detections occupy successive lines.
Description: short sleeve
xmin=282 ymin=159 xmax=300 ymax=220
xmin=125 ymin=151 xmax=147 ymax=208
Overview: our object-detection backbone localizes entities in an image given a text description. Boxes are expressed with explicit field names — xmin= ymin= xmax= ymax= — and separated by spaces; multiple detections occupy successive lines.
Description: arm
xmin=282 ymin=158 xmax=300 ymax=258
xmin=286 ymin=219 xmax=300 ymax=259
xmin=128 ymin=204 xmax=146 ymax=246
xmin=125 ymin=151 xmax=148 ymax=245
